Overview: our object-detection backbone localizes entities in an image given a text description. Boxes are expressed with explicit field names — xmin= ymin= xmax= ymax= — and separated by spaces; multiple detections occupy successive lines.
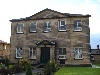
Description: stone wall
xmin=10 ymin=10 xmax=90 ymax=64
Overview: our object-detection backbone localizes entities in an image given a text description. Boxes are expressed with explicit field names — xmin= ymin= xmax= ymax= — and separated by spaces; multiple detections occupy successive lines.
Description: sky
xmin=0 ymin=0 xmax=100 ymax=48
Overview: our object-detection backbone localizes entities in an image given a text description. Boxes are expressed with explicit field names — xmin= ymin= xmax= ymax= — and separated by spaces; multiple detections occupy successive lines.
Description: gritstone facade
xmin=10 ymin=8 xmax=91 ymax=65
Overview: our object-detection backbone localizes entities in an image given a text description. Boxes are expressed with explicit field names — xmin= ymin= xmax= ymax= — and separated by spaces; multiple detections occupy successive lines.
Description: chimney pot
xmin=97 ymin=45 xmax=99 ymax=49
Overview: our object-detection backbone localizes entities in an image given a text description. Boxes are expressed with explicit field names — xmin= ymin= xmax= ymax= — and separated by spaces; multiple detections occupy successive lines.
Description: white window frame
xmin=58 ymin=20 xmax=66 ymax=31
xmin=59 ymin=48 xmax=66 ymax=59
xmin=16 ymin=48 xmax=22 ymax=58
xmin=29 ymin=48 xmax=36 ymax=59
xmin=59 ymin=55 xmax=66 ymax=59
xmin=44 ymin=22 xmax=51 ymax=32
xmin=17 ymin=23 xmax=24 ymax=33
xmin=30 ymin=22 xmax=37 ymax=32
xmin=74 ymin=47 xmax=83 ymax=59
xmin=4 ymin=45 xmax=6 ymax=50
xmin=59 ymin=48 xmax=66 ymax=55
xmin=74 ymin=21 xmax=82 ymax=31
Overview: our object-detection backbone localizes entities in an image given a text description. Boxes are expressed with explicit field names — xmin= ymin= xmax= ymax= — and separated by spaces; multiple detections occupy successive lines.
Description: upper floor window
xmin=28 ymin=47 xmax=36 ymax=59
xmin=17 ymin=23 xmax=24 ymax=33
xmin=74 ymin=20 xmax=82 ymax=31
xmin=16 ymin=48 xmax=22 ymax=58
xmin=58 ymin=21 xmax=66 ymax=31
xmin=30 ymin=22 xmax=37 ymax=32
xmin=59 ymin=48 xmax=66 ymax=55
xmin=44 ymin=22 xmax=51 ymax=32
xmin=74 ymin=48 xmax=83 ymax=59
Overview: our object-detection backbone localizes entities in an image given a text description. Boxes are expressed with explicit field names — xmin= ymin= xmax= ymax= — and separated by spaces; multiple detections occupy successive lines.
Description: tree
xmin=44 ymin=61 xmax=52 ymax=75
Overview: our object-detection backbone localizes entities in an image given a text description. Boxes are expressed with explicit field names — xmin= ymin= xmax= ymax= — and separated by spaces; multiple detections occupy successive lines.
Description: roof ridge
xmin=27 ymin=8 xmax=67 ymax=19
xmin=10 ymin=8 xmax=91 ymax=22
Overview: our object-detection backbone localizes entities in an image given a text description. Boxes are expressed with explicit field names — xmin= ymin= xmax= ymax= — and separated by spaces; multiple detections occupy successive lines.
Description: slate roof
xmin=10 ymin=8 xmax=91 ymax=22
xmin=91 ymin=49 xmax=100 ymax=55
xmin=0 ymin=40 xmax=5 ymax=43
xmin=0 ymin=40 xmax=9 ymax=44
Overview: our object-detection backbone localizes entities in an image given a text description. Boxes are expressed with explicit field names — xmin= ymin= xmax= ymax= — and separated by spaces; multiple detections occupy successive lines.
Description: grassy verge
xmin=54 ymin=67 xmax=100 ymax=75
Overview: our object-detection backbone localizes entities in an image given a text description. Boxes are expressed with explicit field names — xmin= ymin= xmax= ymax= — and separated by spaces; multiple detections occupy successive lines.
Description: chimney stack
xmin=97 ymin=45 xmax=99 ymax=49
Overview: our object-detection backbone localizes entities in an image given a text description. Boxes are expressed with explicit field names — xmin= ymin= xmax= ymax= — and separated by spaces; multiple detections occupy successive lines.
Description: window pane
xmin=17 ymin=24 xmax=23 ymax=32
xmin=74 ymin=48 xmax=82 ymax=59
xmin=30 ymin=22 xmax=36 ymax=32
xmin=48 ymin=22 xmax=51 ymax=28
xmin=74 ymin=48 xmax=78 ymax=58
xmin=18 ymin=24 xmax=23 ymax=28
xmin=74 ymin=20 xmax=77 ymax=28
xmin=29 ymin=48 xmax=32 ymax=58
xmin=44 ymin=22 xmax=51 ymax=32
xmin=44 ymin=22 xmax=47 ymax=31
xmin=59 ymin=48 xmax=62 ymax=54
xmin=16 ymin=48 xmax=22 ymax=58
xmin=77 ymin=22 xmax=81 ymax=27
xmin=44 ymin=22 xmax=47 ymax=27
xmin=61 ymin=21 xmax=65 ymax=25
xmin=59 ymin=21 xmax=66 ymax=31
xmin=29 ymin=48 xmax=36 ymax=59
xmin=74 ymin=20 xmax=81 ymax=29
xmin=79 ymin=54 xmax=82 ymax=58
xmin=63 ymin=48 xmax=66 ymax=54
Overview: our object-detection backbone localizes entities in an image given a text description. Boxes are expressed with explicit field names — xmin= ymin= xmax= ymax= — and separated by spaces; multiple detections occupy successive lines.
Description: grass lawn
xmin=54 ymin=67 xmax=100 ymax=75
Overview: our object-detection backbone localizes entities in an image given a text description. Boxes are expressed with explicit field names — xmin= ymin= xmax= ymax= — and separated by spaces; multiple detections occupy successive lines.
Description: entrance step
xmin=38 ymin=64 xmax=45 ymax=68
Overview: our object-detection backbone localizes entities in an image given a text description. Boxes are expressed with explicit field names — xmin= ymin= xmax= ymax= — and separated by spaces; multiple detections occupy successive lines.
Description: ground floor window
xmin=59 ymin=48 xmax=66 ymax=55
xmin=74 ymin=48 xmax=83 ymax=59
xmin=29 ymin=48 xmax=36 ymax=59
xmin=16 ymin=48 xmax=22 ymax=58
xmin=59 ymin=48 xmax=66 ymax=59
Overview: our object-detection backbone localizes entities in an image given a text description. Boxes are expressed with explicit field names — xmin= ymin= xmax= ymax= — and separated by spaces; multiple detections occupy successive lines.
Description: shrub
xmin=9 ymin=64 xmax=14 ymax=69
xmin=11 ymin=64 xmax=23 ymax=73
xmin=20 ymin=59 xmax=29 ymax=69
xmin=25 ymin=63 xmax=32 ymax=75
xmin=50 ymin=60 xmax=57 ymax=72
xmin=0 ymin=67 xmax=11 ymax=75
xmin=44 ymin=61 xmax=52 ymax=75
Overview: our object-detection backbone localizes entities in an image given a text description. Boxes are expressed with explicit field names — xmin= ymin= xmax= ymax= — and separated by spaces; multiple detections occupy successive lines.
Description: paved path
xmin=92 ymin=65 xmax=100 ymax=68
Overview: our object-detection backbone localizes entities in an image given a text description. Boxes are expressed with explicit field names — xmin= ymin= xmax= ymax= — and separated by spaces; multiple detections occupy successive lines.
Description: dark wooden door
xmin=41 ymin=47 xmax=50 ymax=64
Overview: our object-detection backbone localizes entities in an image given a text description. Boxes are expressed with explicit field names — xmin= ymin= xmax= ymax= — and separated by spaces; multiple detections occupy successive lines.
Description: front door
xmin=41 ymin=47 xmax=50 ymax=64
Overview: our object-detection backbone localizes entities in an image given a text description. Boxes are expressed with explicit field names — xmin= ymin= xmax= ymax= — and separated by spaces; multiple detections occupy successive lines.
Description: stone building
xmin=90 ymin=45 xmax=100 ymax=63
xmin=0 ymin=40 xmax=10 ymax=59
xmin=10 ymin=8 xmax=91 ymax=65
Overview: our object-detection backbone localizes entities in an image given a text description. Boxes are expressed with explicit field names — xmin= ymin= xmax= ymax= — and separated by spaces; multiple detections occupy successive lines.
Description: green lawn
xmin=54 ymin=67 xmax=100 ymax=75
